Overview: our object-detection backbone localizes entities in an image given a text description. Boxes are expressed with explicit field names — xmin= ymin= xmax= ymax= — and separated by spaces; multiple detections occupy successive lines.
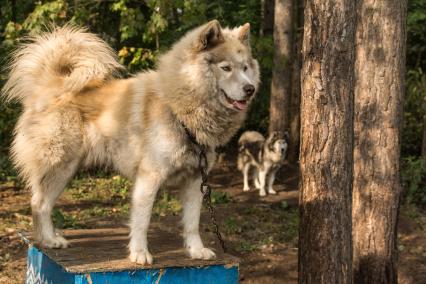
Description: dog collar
xmin=179 ymin=120 xmax=208 ymax=150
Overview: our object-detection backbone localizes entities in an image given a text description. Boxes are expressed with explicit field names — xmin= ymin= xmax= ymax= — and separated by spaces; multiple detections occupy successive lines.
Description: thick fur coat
xmin=2 ymin=20 xmax=260 ymax=264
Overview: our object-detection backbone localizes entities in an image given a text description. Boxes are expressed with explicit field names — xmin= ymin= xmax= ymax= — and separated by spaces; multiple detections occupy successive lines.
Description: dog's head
xmin=206 ymin=21 xmax=260 ymax=111
xmin=160 ymin=20 xmax=260 ymax=113
xmin=266 ymin=131 xmax=289 ymax=161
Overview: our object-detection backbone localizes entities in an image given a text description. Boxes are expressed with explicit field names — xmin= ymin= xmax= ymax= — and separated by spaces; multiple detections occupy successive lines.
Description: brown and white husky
xmin=2 ymin=20 xmax=260 ymax=264
xmin=237 ymin=131 xmax=288 ymax=196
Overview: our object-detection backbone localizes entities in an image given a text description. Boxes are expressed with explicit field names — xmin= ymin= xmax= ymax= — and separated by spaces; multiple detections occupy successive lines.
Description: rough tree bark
xmin=352 ymin=1 xmax=407 ymax=283
xmin=269 ymin=0 xmax=293 ymax=133
xmin=288 ymin=0 xmax=303 ymax=163
xmin=298 ymin=0 xmax=356 ymax=283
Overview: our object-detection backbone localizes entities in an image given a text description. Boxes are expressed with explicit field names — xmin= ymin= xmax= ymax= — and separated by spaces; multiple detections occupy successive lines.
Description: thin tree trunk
xmin=11 ymin=0 xmax=17 ymax=22
xmin=352 ymin=1 xmax=407 ymax=283
xmin=260 ymin=0 xmax=275 ymax=36
xmin=288 ymin=0 xmax=303 ymax=163
xmin=269 ymin=0 xmax=293 ymax=133
xmin=298 ymin=0 xmax=356 ymax=283
xmin=422 ymin=116 xmax=426 ymax=160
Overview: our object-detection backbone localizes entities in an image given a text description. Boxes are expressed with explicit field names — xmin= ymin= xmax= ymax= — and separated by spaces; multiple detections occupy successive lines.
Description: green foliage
xmin=401 ymin=2 xmax=426 ymax=207
xmin=0 ymin=102 xmax=19 ymax=178
xmin=404 ymin=0 xmax=426 ymax=159
xmin=211 ymin=191 xmax=231 ymax=205
xmin=152 ymin=191 xmax=182 ymax=217
xmin=22 ymin=0 xmax=68 ymax=33
xmin=407 ymin=0 xmax=426 ymax=70
xmin=238 ymin=240 xmax=257 ymax=252
xmin=224 ymin=217 xmax=240 ymax=234
xmin=52 ymin=208 xmax=86 ymax=229
xmin=280 ymin=201 xmax=289 ymax=210
xmin=402 ymin=157 xmax=426 ymax=207
xmin=244 ymin=34 xmax=274 ymax=132
xmin=118 ymin=46 xmax=157 ymax=72
xmin=402 ymin=68 xmax=426 ymax=157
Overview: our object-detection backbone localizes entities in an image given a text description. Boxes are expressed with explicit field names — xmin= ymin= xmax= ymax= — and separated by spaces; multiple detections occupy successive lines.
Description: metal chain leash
xmin=179 ymin=121 xmax=227 ymax=253
xmin=197 ymin=147 xmax=227 ymax=253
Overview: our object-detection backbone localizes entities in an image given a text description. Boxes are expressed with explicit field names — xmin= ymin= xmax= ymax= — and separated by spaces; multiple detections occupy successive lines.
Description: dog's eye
xmin=221 ymin=66 xmax=232 ymax=72
xmin=243 ymin=65 xmax=248 ymax=72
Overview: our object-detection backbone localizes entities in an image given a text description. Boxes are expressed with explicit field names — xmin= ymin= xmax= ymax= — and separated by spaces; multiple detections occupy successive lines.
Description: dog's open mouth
xmin=221 ymin=90 xmax=248 ymax=111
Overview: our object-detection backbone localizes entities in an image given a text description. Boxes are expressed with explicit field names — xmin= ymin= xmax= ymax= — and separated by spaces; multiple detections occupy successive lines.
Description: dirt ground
xmin=0 ymin=157 xmax=424 ymax=283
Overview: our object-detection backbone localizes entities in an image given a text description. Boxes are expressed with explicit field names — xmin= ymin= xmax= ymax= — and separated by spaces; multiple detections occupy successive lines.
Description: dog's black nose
xmin=243 ymin=84 xmax=255 ymax=97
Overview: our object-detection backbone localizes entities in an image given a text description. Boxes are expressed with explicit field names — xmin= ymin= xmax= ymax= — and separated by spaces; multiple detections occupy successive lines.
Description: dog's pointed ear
xmin=270 ymin=131 xmax=279 ymax=140
xmin=238 ymin=23 xmax=251 ymax=46
xmin=194 ymin=20 xmax=224 ymax=51
xmin=283 ymin=131 xmax=290 ymax=141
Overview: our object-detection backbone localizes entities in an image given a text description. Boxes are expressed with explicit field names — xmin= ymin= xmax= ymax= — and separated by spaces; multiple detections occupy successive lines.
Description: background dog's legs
xmin=243 ymin=164 xmax=251 ymax=191
xmin=31 ymin=161 xmax=78 ymax=248
xmin=253 ymin=168 xmax=261 ymax=189
xmin=267 ymin=168 xmax=279 ymax=194
xmin=258 ymin=168 xmax=268 ymax=196
xmin=129 ymin=173 xmax=161 ymax=265
xmin=181 ymin=177 xmax=216 ymax=260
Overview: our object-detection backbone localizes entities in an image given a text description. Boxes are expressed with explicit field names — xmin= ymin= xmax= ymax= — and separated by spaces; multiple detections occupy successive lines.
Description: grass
xmin=1 ymin=174 xmax=300 ymax=256
xmin=223 ymin=202 xmax=299 ymax=253
xmin=64 ymin=175 xmax=299 ymax=254
xmin=52 ymin=209 xmax=87 ymax=229
xmin=211 ymin=191 xmax=231 ymax=205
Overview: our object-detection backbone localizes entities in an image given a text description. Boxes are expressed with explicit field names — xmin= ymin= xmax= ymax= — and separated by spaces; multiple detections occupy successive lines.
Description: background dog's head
xmin=266 ymin=131 xmax=289 ymax=162
xmin=158 ymin=20 xmax=260 ymax=113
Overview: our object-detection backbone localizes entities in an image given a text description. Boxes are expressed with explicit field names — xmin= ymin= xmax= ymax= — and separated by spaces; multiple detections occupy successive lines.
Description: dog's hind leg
xmin=31 ymin=160 xmax=79 ymax=248
xmin=181 ymin=177 xmax=216 ymax=260
xmin=242 ymin=163 xmax=251 ymax=191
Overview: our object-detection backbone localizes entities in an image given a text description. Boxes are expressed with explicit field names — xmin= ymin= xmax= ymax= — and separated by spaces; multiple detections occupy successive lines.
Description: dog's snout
xmin=243 ymin=84 xmax=255 ymax=97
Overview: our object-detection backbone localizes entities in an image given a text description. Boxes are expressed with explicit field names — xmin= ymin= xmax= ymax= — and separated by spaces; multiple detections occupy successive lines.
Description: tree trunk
xmin=352 ymin=1 xmax=407 ymax=283
xmin=269 ymin=0 xmax=293 ymax=133
xmin=260 ymin=0 xmax=275 ymax=36
xmin=422 ymin=116 xmax=426 ymax=160
xmin=11 ymin=0 xmax=17 ymax=22
xmin=298 ymin=0 xmax=356 ymax=283
xmin=288 ymin=0 xmax=303 ymax=163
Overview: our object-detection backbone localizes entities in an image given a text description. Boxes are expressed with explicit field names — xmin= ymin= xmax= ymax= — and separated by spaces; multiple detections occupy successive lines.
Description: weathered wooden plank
xmin=22 ymin=227 xmax=239 ymax=277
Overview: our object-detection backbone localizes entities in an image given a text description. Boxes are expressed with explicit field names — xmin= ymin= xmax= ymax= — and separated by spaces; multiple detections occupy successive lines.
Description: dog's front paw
xmin=243 ymin=186 xmax=250 ymax=192
xmin=188 ymin=247 xmax=216 ymax=260
xmin=259 ymin=189 xmax=267 ymax=197
xmin=41 ymin=235 xmax=69 ymax=249
xmin=129 ymin=250 xmax=153 ymax=265
xmin=268 ymin=188 xmax=277 ymax=195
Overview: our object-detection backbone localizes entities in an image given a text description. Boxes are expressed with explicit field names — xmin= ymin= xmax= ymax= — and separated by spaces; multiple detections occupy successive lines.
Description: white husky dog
xmin=2 ymin=20 xmax=260 ymax=264
xmin=237 ymin=131 xmax=288 ymax=196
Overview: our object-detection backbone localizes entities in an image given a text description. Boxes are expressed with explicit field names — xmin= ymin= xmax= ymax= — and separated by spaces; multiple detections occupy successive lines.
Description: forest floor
xmin=0 ymin=154 xmax=425 ymax=283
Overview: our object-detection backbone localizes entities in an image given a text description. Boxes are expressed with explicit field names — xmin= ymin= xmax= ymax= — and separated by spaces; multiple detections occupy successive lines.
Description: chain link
xmin=179 ymin=121 xmax=226 ymax=253
xmin=198 ymin=147 xmax=227 ymax=253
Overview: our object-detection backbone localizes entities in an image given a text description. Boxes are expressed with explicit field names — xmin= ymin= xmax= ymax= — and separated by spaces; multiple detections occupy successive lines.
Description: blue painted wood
xmin=26 ymin=246 xmax=74 ymax=284
xmin=26 ymin=246 xmax=239 ymax=284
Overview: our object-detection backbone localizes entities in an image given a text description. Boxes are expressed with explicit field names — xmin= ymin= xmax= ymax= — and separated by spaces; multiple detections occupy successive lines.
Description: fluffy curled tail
xmin=2 ymin=26 xmax=123 ymax=108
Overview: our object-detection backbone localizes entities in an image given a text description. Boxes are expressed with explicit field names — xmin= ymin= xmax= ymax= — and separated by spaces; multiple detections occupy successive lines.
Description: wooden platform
xmin=22 ymin=227 xmax=239 ymax=283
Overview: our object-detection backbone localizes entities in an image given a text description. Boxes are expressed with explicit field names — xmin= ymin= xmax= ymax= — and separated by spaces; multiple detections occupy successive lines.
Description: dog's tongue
xmin=232 ymin=100 xmax=247 ymax=111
